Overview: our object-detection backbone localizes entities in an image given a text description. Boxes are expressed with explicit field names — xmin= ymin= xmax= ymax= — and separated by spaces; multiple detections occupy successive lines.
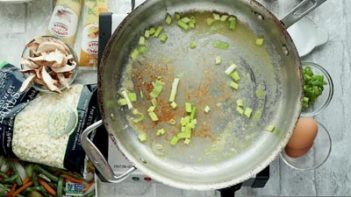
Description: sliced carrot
xmin=22 ymin=177 xmax=30 ymax=184
xmin=12 ymin=182 xmax=32 ymax=197
xmin=83 ymin=181 xmax=94 ymax=193
xmin=7 ymin=183 xmax=17 ymax=197
xmin=38 ymin=179 xmax=56 ymax=196
xmin=62 ymin=174 xmax=84 ymax=184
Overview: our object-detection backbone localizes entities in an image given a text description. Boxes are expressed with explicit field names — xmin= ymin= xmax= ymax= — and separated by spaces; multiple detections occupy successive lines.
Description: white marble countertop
xmin=0 ymin=0 xmax=348 ymax=196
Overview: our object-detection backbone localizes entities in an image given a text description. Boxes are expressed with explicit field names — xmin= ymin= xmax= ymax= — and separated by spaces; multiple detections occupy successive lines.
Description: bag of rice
xmin=0 ymin=62 xmax=99 ymax=175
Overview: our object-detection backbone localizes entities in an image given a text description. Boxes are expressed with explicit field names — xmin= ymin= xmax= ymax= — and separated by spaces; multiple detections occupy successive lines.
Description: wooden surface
xmin=0 ymin=0 xmax=348 ymax=196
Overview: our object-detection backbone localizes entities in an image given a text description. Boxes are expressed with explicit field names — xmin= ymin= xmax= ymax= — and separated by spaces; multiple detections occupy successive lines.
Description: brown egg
xmin=285 ymin=117 xmax=318 ymax=157
xmin=285 ymin=144 xmax=313 ymax=158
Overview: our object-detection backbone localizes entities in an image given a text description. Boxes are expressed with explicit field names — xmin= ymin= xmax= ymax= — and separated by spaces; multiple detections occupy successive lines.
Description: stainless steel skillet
xmin=81 ymin=0 xmax=326 ymax=190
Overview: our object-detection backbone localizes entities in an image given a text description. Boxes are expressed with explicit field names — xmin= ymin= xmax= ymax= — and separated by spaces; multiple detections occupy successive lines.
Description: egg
xmin=285 ymin=117 xmax=318 ymax=157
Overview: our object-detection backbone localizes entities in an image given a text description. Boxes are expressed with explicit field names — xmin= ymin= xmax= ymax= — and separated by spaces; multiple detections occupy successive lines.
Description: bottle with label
xmin=79 ymin=0 xmax=108 ymax=68
xmin=48 ymin=0 xmax=83 ymax=47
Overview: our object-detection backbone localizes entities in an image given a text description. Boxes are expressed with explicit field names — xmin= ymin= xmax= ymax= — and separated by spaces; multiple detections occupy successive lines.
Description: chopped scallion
xmin=148 ymin=111 xmax=159 ymax=121
xmin=230 ymin=81 xmax=239 ymax=90
xmin=170 ymin=136 xmax=179 ymax=145
xmin=266 ymin=125 xmax=275 ymax=132
xmin=213 ymin=40 xmax=229 ymax=50
xmin=140 ymin=90 xmax=144 ymax=99
xmin=190 ymin=40 xmax=197 ymax=49
xmin=204 ymin=105 xmax=211 ymax=113
xmin=128 ymin=92 xmax=137 ymax=102
xmin=138 ymin=132 xmax=147 ymax=142
xmin=225 ymin=64 xmax=237 ymax=75
xmin=220 ymin=15 xmax=229 ymax=21
xmin=156 ymin=129 xmax=166 ymax=136
xmin=215 ymin=56 xmax=222 ymax=65
xmin=130 ymin=49 xmax=139 ymax=60
xmin=168 ymin=119 xmax=176 ymax=125
xmin=236 ymin=106 xmax=244 ymax=115
xmin=150 ymin=80 xmax=164 ymax=98
xmin=236 ymin=99 xmax=244 ymax=107
xmin=138 ymin=36 xmax=146 ymax=46
xmin=118 ymin=98 xmax=127 ymax=106
xmin=138 ymin=46 xmax=146 ymax=54
xmin=149 ymin=27 xmax=156 ymax=36
xmin=147 ymin=106 xmax=155 ymax=112
xmin=185 ymin=103 xmax=192 ymax=113
xmin=181 ymin=17 xmax=191 ymax=23
xmin=145 ymin=30 xmax=150 ymax=38
xmin=170 ymin=102 xmax=177 ymax=109
xmin=230 ymin=71 xmax=240 ymax=81
xmin=189 ymin=21 xmax=196 ymax=29
xmin=178 ymin=20 xmax=189 ymax=31
xmin=244 ymin=107 xmax=253 ymax=118
xmin=184 ymin=138 xmax=191 ymax=145
xmin=154 ymin=26 xmax=164 ymax=37
xmin=169 ymin=78 xmax=180 ymax=102
xmin=165 ymin=14 xmax=172 ymax=25
xmin=151 ymin=98 xmax=157 ymax=107
xmin=159 ymin=34 xmax=168 ymax=43
xmin=213 ymin=13 xmax=221 ymax=20
xmin=175 ymin=12 xmax=181 ymax=20
xmin=132 ymin=109 xmax=144 ymax=123
xmin=228 ymin=16 xmax=237 ymax=30
xmin=256 ymin=37 xmax=264 ymax=46
xmin=121 ymin=90 xmax=133 ymax=109
xmin=190 ymin=107 xmax=197 ymax=120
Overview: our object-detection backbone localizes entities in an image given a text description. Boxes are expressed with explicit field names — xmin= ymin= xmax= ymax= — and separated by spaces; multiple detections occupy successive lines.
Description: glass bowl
xmin=301 ymin=62 xmax=334 ymax=117
xmin=280 ymin=121 xmax=332 ymax=171
xmin=20 ymin=35 xmax=78 ymax=93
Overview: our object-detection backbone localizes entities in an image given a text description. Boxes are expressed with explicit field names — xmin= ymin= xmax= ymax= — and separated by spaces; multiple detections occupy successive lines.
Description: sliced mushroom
xmin=19 ymin=74 xmax=36 ymax=93
xmin=20 ymin=58 xmax=40 ymax=69
xmin=37 ymin=41 xmax=69 ymax=55
xmin=51 ymin=63 xmax=76 ymax=73
xmin=41 ymin=67 xmax=61 ymax=93
xmin=57 ymin=73 xmax=70 ymax=89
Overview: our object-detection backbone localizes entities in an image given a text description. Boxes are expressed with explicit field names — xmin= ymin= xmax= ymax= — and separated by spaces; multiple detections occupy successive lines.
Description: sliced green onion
xmin=154 ymin=26 xmax=164 ymax=37
xmin=256 ymin=88 xmax=265 ymax=98
xmin=236 ymin=99 xmax=244 ymax=107
xmin=213 ymin=13 xmax=221 ymax=20
xmin=150 ymin=80 xmax=164 ymax=98
xmin=220 ymin=15 xmax=229 ymax=21
xmin=256 ymin=37 xmax=264 ymax=46
xmin=121 ymin=90 xmax=133 ymax=109
xmin=170 ymin=102 xmax=177 ymax=109
xmin=184 ymin=138 xmax=191 ymax=145
xmin=244 ymin=107 xmax=253 ymax=118
xmin=230 ymin=81 xmax=239 ymax=90
xmin=213 ymin=40 xmax=229 ymax=50
xmin=207 ymin=18 xmax=215 ymax=26
xmin=204 ymin=105 xmax=211 ymax=113
xmin=175 ymin=12 xmax=181 ymax=20
xmin=132 ymin=109 xmax=144 ymax=123
xmin=138 ymin=132 xmax=147 ymax=142
xmin=144 ymin=30 xmax=150 ymax=38
xmin=118 ymin=98 xmax=128 ymax=106
xmin=130 ymin=48 xmax=139 ymax=60
xmin=266 ymin=125 xmax=275 ymax=132
xmin=149 ymin=27 xmax=156 ymax=36
xmin=165 ymin=14 xmax=172 ymax=25
xmin=181 ymin=116 xmax=190 ymax=126
xmin=148 ymin=111 xmax=159 ymax=121
xmin=190 ymin=107 xmax=197 ymax=120
xmin=159 ymin=34 xmax=168 ymax=43
xmin=181 ymin=17 xmax=191 ymax=23
xmin=156 ymin=129 xmax=166 ymax=136
xmin=128 ymin=92 xmax=137 ymax=102
xmin=168 ymin=119 xmax=176 ymax=125
xmin=169 ymin=78 xmax=180 ymax=102
xmin=140 ymin=90 xmax=144 ymax=99
xmin=189 ymin=21 xmax=196 ymax=29
xmin=215 ymin=56 xmax=222 ymax=65
xmin=170 ymin=136 xmax=180 ymax=145
xmin=190 ymin=40 xmax=197 ymax=49
xmin=138 ymin=36 xmax=146 ymax=46
xmin=225 ymin=64 xmax=237 ymax=75
xmin=178 ymin=20 xmax=189 ymax=31
xmin=185 ymin=103 xmax=192 ymax=113
xmin=228 ymin=16 xmax=237 ymax=30
xmin=138 ymin=46 xmax=146 ymax=54
xmin=236 ymin=106 xmax=244 ymax=115
xmin=230 ymin=71 xmax=240 ymax=81
xmin=147 ymin=106 xmax=155 ymax=112
xmin=151 ymin=98 xmax=157 ymax=107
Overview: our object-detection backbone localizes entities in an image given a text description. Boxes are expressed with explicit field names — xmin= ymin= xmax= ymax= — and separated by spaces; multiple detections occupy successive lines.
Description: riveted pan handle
xmin=281 ymin=0 xmax=327 ymax=28
xmin=81 ymin=120 xmax=137 ymax=183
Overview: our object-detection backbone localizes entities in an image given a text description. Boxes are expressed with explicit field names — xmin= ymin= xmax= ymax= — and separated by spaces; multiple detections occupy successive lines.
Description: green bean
xmin=9 ymin=162 xmax=23 ymax=186
xmin=0 ymin=171 xmax=9 ymax=179
xmin=25 ymin=164 xmax=34 ymax=178
xmin=3 ymin=174 xmax=18 ymax=183
xmin=86 ymin=191 xmax=96 ymax=197
xmin=57 ymin=177 xmax=64 ymax=197
xmin=35 ymin=166 xmax=59 ymax=182
xmin=32 ymin=173 xmax=39 ymax=187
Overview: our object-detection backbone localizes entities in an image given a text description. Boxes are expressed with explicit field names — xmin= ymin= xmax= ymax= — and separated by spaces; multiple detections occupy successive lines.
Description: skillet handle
xmin=81 ymin=120 xmax=137 ymax=183
xmin=281 ymin=0 xmax=327 ymax=28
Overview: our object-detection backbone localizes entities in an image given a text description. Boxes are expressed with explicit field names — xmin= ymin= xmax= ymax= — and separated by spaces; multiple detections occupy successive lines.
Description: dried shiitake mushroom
xmin=20 ymin=36 xmax=77 ymax=93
